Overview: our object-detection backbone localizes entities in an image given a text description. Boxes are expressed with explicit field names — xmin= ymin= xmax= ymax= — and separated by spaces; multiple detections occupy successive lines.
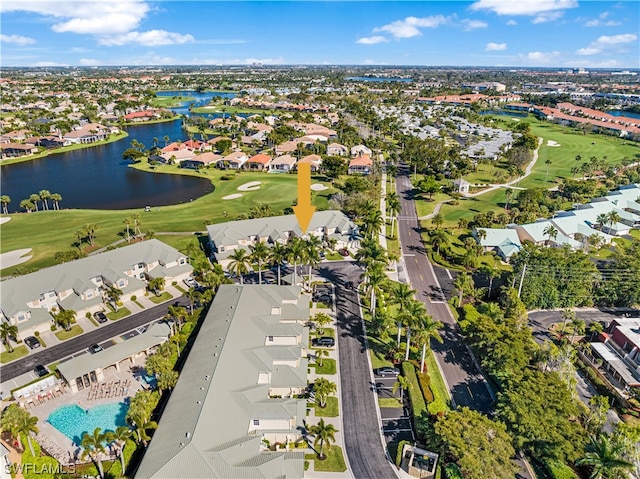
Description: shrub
xmin=86 ymin=312 xmax=91 ymax=319
xmin=545 ymin=459 xmax=577 ymax=479
xmin=131 ymin=295 xmax=137 ymax=301
xmin=34 ymin=331 xmax=40 ymax=337
xmin=402 ymin=362 xmax=428 ymax=437
xmin=416 ymin=369 xmax=434 ymax=403
xmin=396 ymin=440 xmax=411 ymax=467
xmin=221 ymin=174 xmax=235 ymax=181
xmin=50 ymin=325 xmax=57 ymax=332
xmin=445 ymin=463 xmax=464 ymax=479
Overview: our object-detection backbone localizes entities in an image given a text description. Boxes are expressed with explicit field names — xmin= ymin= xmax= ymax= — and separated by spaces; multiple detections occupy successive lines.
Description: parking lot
xmin=373 ymin=373 xmax=415 ymax=447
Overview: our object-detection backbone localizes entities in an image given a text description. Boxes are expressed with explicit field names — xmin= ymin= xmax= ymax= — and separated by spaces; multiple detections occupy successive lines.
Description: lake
xmin=157 ymin=90 xmax=236 ymax=115
xmin=1 ymin=119 xmax=214 ymax=211
xmin=607 ymin=110 xmax=640 ymax=120
xmin=0 ymin=90 xmax=236 ymax=211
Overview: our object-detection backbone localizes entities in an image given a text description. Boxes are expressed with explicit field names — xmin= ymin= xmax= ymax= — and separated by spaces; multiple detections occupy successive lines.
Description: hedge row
xmin=402 ymin=361 xmax=428 ymax=435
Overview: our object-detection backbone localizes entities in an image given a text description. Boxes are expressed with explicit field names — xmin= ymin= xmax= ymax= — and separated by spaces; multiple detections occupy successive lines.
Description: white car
xmin=183 ymin=277 xmax=197 ymax=288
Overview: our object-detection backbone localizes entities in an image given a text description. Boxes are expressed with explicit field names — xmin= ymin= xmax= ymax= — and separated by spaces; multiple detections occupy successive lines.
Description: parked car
xmin=24 ymin=336 xmax=41 ymax=350
xmin=184 ymin=277 xmax=197 ymax=288
xmin=94 ymin=311 xmax=108 ymax=323
xmin=319 ymin=251 xmax=326 ymax=260
xmin=344 ymin=281 xmax=355 ymax=290
xmin=312 ymin=337 xmax=335 ymax=347
xmin=315 ymin=294 xmax=332 ymax=304
xmin=374 ymin=367 xmax=400 ymax=377
xmin=88 ymin=343 xmax=103 ymax=354
xmin=338 ymin=248 xmax=350 ymax=257
xmin=34 ymin=364 xmax=48 ymax=377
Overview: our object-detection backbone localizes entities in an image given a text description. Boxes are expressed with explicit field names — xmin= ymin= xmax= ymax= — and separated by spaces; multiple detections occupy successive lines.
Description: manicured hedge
xmin=396 ymin=440 xmax=411 ymax=467
xmin=402 ymin=362 xmax=428 ymax=435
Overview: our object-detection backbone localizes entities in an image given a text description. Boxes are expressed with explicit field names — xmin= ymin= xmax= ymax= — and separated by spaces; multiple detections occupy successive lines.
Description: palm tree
xmin=163 ymin=135 xmax=170 ymax=147
xmin=84 ymin=223 xmax=99 ymax=246
xmin=304 ymin=236 xmax=322 ymax=290
xmin=577 ymin=434 xmax=634 ymax=479
xmin=54 ymin=309 xmax=76 ymax=331
xmin=129 ymin=412 xmax=157 ymax=447
xmin=105 ymin=285 xmax=123 ymax=312
xmin=432 ymin=213 xmax=444 ymax=229
xmin=50 ymin=193 xmax=62 ymax=210
xmin=106 ymin=426 xmax=131 ymax=474
xmin=401 ymin=300 xmax=427 ymax=361
xmin=81 ymin=427 xmax=107 ymax=479
xmin=269 ymin=243 xmax=288 ymax=286
xmin=310 ymin=418 xmax=338 ymax=460
xmin=363 ymin=209 xmax=384 ymax=239
xmin=544 ymin=158 xmax=552 ymax=184
xmin=480 ymin=263 xmax=501 ymax=298
xmin=249 ymin=241 xmax=270 ymax=285
xmin=313 ymin=312 xmax=332 ymax=335
xmin=38 ymin=190 xmax=51 ymax=211
xmin=387 ymin=193 xmax=401 ymax=238
xmin=288 ymin=237 xmax=305 ymax=286
xmin=543 ymin=224 xmax=558 ymax=244
xmin=0 ymin=195 xmax=10 ymax=215
xmin=122 ymin=217 xmax=132 ymax=242
xmin=453 ymin=272 xmax=474 ymax=306
xmin=391 ymin=282 xmax=416 ymax=346
xmin=313 ymin=377 xmax=337 ymax=409
xmin=560 ymin=309 xmax=576 ymax=335
xmin=362 ymin=262 xmax=386 ymax=319
xmin=430 ymin=228 xmax=450 ymax=255
xmin=606 ymin=211 xmax=621 ymax=232
xmin=596 ymin=213 xmax=608 ymax=231
xmin=413 ymin=315 xmax=444 ymax=373
xmin=316 ymin=348 xmax=329 ymax=368
xmin=570 ymin=318 xmax=586 ymax=344
xmin=29 ymin=194 xmax=40 ymax=212
xmin=0 ymin=321 xmax=18 ymax=353
xmin=228 ymin=248 xmax=251 ymax=284
xmin=17 ymin=412 xmax=39 ymax=457
xmin=392 ymin=375 xmax=411 ymax=404
xmin=504 ymin=188 xmax=513 ymax=211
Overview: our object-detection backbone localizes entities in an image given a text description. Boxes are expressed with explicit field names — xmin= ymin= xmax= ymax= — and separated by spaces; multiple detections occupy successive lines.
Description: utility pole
xmin=517 ymin=263 xmax=527 ymax=298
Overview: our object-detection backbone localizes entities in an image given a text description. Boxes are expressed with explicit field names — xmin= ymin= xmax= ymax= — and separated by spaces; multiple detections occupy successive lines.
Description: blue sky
xmin=1 ymin=1 xmax=638 ymax=68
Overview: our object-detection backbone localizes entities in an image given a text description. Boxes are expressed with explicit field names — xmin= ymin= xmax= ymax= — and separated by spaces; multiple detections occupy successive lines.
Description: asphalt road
xmin=0 ymin=297 xmax=189 ymax=383
xmin=317 ymin=262 xmax=398 ymax=479
xmin=395 ymin=165 xmax=494 ymax=413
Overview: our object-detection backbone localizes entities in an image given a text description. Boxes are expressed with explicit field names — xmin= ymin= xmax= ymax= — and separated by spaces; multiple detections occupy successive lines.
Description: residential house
xmin=244 ymin=153 xmax=273 ymax=171
xmin=157 ymin=149 xmax=195 ymax=164
xmin=327 ymin=142 xmax=348 ymax=156
xmin=0 ymin=240 xmax=191 ymax=337
xmin=351 ymin=145 xmax=372 ymax=158
xmin=348 ymin=155 xmax=373 ymax=175
xmin=473 ymin=228 xmax=522 ymax=261
xmin=275 ymin=139 xmax=311 ymax=156
xmin=297 ymin=154 xmax=322 ymax=173
xmin=63 ymin=123 xmax=109 ymax=144
xmin=181 ymin=152 xmax=222 ymax=170
xmin=123 ymin=110 xmax=159 ymax=122
xmin=269 ymin=155 xmax=297 ymax=173
xmin=216 ymin=151 xmax=248 ymax=169
xmin=135 ymin=285 xmax=309 ymax=479
xmin=0 ymin=143 xmax=38 ymax=159
xmin=24 ymin=136 xmax=71 ymax=148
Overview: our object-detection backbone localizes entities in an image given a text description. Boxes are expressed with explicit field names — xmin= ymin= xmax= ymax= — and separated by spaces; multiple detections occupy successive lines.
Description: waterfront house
xmin=157 ymin=149 xmax=195 ymax=164
xmin=216 ymin=151 xmax=248 ymax=169
xmin=269 ymin=155 xmax=297 ymax=173
xmin=0 ymin=143 xmax=38 ymax=159
xmin=181 ymin=152 xmax=222 ymax=169
xmin=63 ymin=123 xmax=109 ymax=144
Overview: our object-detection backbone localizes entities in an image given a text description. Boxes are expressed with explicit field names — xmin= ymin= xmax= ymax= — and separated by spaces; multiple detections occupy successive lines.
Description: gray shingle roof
xmin=135 ymin=285 xmax=308 ymax=479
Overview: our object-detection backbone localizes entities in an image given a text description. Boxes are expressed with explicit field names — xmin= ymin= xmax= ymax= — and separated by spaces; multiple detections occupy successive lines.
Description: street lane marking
xmin=403 ymin=254 xmax=415 ymax=256
xmin=446 ymin=269 xmax=452 ymax=279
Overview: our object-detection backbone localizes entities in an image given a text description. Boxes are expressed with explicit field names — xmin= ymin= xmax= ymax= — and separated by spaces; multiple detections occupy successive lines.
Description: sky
xmin=1 ymin=0 xmax=638 ymax=68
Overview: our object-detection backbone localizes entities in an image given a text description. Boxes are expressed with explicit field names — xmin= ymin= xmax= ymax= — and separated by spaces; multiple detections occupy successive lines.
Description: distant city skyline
xmin=1 ymin=0 xmax=638 ymax=69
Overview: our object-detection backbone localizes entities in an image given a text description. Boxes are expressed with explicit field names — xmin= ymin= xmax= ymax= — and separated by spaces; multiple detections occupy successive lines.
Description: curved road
xmin=318 ymin=262 xmax=398 ymax=479
xmin=0 ymin=297 xmax=189 ymax=383
xmin=395 ymin=164 xmax=494 ymax=413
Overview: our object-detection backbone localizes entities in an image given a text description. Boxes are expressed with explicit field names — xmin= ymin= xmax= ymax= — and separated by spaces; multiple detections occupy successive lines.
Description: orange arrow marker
xmin=293 ymin=162 xmax=316 ymax=234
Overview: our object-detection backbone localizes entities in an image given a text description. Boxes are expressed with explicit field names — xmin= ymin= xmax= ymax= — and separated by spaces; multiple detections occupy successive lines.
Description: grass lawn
xmin=325 ymin=252 xmax=343 ymax=261
xmin=438 ymin=189 xmax=508 ymax=228
xmin=312 ymin=327 xmax=335 ymax=338
xmin=107 ymin=307 xmax=131 ymax=321
xmin=54 ymin=325 xmax=84 ymax=341
xmin=149 ymin=95 xmax=194 ymax=108
xmin=306 ymin=445 xmax=347 ymax=472
xmin=0 ymin=168 xmax=336 ymax=276
xmin=313 ymin=396 xmax=339 ymax=417
xmin=314 ymin=358 xmax=337 ymax=375
xmin=385 ymin=222 xmax=400 ymax=258
xmin=415 ymin=192 xmax=452 ymax=218
xmin=0 ymin=345 xmax=28 ymax=364
xmin=425 ymin=349 xmax=452 ymax=411
xmin=368 ymin=335 xmax=394 ymax=369
xmin=191 ymin=104 xmax=278 ymax=115
xmin=378 ymin=397 xmax=402 ymax=408
xmin=20 ymin=434 xmax=61 ymax=479
xmin=149 ymin=291 xmax=173 ymax=304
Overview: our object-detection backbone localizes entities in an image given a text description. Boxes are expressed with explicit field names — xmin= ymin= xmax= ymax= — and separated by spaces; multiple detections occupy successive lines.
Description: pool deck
xmin=25 ymin=358 xmax=148 ymax=465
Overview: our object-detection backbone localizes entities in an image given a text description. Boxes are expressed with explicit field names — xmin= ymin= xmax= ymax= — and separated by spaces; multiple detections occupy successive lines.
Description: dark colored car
xmin=94 ymin=311 xmax=108 ymax=323
xmin=374 ymin=367 xmax=400 ymax=377
xmin=319 ymin=251 xmax=326 ymax=260
xmin=338 ymin=248 xmax=350 ymax=257
xmin=344 ymin=281 xmax=355 ymax=290
xmin=88 ymin=343 xmax=103 ymax=354
xmin=24 ymin=336 xmax=41 ymax=350
xmin=34 ymin=365 xmax=48 ymax=377
xmin=312 ymin=337 xmax=335 ymax=347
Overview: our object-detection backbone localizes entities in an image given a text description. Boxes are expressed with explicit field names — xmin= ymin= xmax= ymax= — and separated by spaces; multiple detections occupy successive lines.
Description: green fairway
xmin=501 ymin=116 xmax=640 ymax=190
xmin=439 ymin=188 xmax=508 ymax=227
xmin=0 ymin=167 xmax=336 ymax=275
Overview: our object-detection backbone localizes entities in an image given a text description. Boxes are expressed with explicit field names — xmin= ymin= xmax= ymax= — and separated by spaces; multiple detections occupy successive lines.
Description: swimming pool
xmin=47 ymin=402 xmax=129 ymax=445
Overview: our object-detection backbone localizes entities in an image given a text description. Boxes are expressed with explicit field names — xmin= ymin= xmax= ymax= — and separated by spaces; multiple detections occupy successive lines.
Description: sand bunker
xmin=0 ymin=217 xmax=11 ymax=225
xmin=1 ymin=248 xmax=33 ymax=269
xmin=237 ymin=181 xmax=262 ymax=191
xmin=311 ymin=184 xmax=329 ymax=191
xmin=222 ymin=193 xmax=243 ymax=200
xmin=547 ymin=140 xmax=561 ymax=147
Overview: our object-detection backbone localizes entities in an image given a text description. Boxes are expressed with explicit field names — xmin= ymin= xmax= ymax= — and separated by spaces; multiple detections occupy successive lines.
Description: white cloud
xmin=191 ymin=56 xmax=285 ymax=66
xmin=0 ymin=34 xmax=36 ymax=45
xmin=506 ymin=19 xmax=518 ymax=25
xmin=99 ymin=30 xmax=194 ymax=46
xmin=1 ymin=1 xmax=150 ymax=35
xmin=520 ymin=51 xmax=561 ymax=64
xmin=584 ymin=12 xmax=621 ymax=27
xmin=362 ymin=59 xmax=388 ymax=65
xmin=462 ymin=19 xmax=488 ymax=30
xmin=576 ymin=33 xmax=637 ymax=55
xmin=32 ymin=61 xmax=68 ymax=67
xmin=470 ymin=0 xmax=577 ymax=16
xmin=373 ymin=15 xmax=451 ymax=39
xmin=356 ymin=35 xmax=389 ymax=45
xmin=79 ymin=58 xmax=100 ymax=66
xmin=485 ymin=42 xmax=507 ymax=51
xmin=532 ymin=10 xmax=564 ymax=24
